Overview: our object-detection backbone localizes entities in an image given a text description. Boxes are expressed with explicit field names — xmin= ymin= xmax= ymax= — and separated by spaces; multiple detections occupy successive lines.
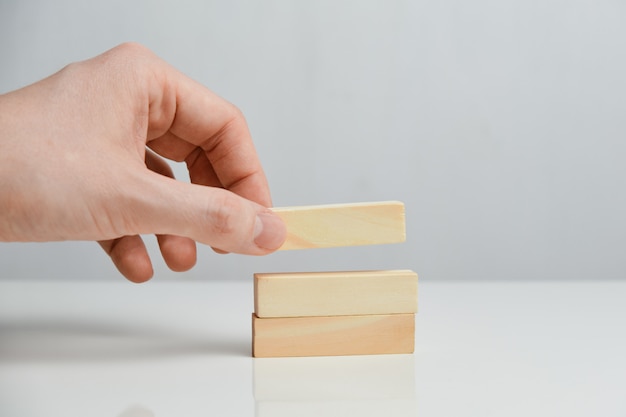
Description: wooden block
xmin=252 ymin=313 xmax=415 ymax=358
xmin=272 ymin=201 xmax=406 ymax=250
xmin=254 ymin=270 xmax=418 ymax=318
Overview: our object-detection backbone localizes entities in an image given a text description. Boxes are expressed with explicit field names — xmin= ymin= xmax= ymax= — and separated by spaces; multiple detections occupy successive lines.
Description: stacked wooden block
xmin=253 ymin=270 xmax=418 ymax=357
xmin=251 ymin=201 xmax=418 ymax=358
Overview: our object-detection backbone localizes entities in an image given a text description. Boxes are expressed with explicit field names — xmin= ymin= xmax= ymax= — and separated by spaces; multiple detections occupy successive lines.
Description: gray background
xmin=0 ymin=0 xmax=624 ymax=281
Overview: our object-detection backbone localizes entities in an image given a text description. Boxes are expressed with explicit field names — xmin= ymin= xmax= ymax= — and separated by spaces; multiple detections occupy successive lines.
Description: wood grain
xmin=272 ymin=201 xmax=406 ymax=250
xmin=254 ymin=270 xmax=418 ymax=318
xmin=252 ymin=313 xmax=415 ymax=358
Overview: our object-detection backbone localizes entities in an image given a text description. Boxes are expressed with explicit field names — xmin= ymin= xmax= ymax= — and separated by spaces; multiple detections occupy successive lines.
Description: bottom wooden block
xmin=252 ymin=313 xmax=415 ymax=358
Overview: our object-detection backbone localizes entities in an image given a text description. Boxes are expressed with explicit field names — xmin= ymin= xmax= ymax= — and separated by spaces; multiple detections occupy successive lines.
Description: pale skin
xmin=0 ymin=43 xmax=287 ymax=283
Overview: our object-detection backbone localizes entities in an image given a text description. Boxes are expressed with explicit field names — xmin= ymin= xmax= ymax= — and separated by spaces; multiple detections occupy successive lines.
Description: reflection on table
xmin=253 ymin=354 xmax=417 ymax=417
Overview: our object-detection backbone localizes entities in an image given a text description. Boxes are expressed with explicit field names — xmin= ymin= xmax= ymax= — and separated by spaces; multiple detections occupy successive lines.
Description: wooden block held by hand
xmin=272 ymin=201 xmax=406 ymax=250
xmin=254 ymin=270 xmax=418 ymax=318
xmin=252 ymin=313 xmax=415 ymax=358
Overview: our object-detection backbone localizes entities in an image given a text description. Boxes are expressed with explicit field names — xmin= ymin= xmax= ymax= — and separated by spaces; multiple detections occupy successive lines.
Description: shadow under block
xmin=272 ymin=201 xmax=406 ymax=250
xmin=252 ymin=313 xmax=415 ymax=358
xmin=254 ymin=270 xmax=418 ymax=318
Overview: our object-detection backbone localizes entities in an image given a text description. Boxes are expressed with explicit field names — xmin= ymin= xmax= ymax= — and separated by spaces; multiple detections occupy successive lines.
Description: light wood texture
xmin=252 ymin=313 xmax=415 ymax=358
xmin=254 ymin=270 xmax=418 ymax=318
xmin=272 ymin=201 xmax=406 ymax=250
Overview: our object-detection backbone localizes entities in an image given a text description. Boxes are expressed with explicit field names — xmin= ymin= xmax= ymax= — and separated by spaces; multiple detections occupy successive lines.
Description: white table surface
xmin=1 ymin=280 xmax=625 ymax=416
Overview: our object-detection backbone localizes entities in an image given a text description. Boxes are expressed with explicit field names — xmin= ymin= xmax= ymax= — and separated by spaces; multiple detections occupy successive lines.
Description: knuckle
xmin=228 ymin=103 xmax=246 ymax=120
xmin=223 ymin=103 xmax=248 ymax=130
xmin=100 ymin=42 xmax=156 ymax=78
xmin=206 ymin=192 xmax=242 ymax=238
xmin=112 ymin=42 xmax=152 ymax=58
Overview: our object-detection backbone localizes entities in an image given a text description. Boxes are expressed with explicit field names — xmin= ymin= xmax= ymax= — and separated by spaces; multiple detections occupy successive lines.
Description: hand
xmin=0 ymin=43 xmax=286 ymax=282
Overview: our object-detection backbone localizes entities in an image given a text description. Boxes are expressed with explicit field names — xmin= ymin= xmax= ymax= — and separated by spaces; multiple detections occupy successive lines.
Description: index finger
xmin=145 ymin=59 xmax=272 ymax=207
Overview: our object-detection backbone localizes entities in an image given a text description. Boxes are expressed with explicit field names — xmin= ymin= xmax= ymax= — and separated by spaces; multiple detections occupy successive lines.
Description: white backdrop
xmin=1 ymin=0 xmax=624 ymax=281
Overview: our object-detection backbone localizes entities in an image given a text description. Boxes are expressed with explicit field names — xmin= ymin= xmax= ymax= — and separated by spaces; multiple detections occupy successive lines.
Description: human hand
xmin=0 ymin=43 xmax=286 ymax=282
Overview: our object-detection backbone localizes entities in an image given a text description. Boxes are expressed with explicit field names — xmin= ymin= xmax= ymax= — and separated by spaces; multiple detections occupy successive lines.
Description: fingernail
xmin=254 ymin=211 xmax=287 ymax=251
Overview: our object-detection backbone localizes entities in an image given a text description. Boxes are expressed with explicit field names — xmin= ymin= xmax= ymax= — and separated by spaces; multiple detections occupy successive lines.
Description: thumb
xmin=130 ymin=172 xmax=286 ymax=254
